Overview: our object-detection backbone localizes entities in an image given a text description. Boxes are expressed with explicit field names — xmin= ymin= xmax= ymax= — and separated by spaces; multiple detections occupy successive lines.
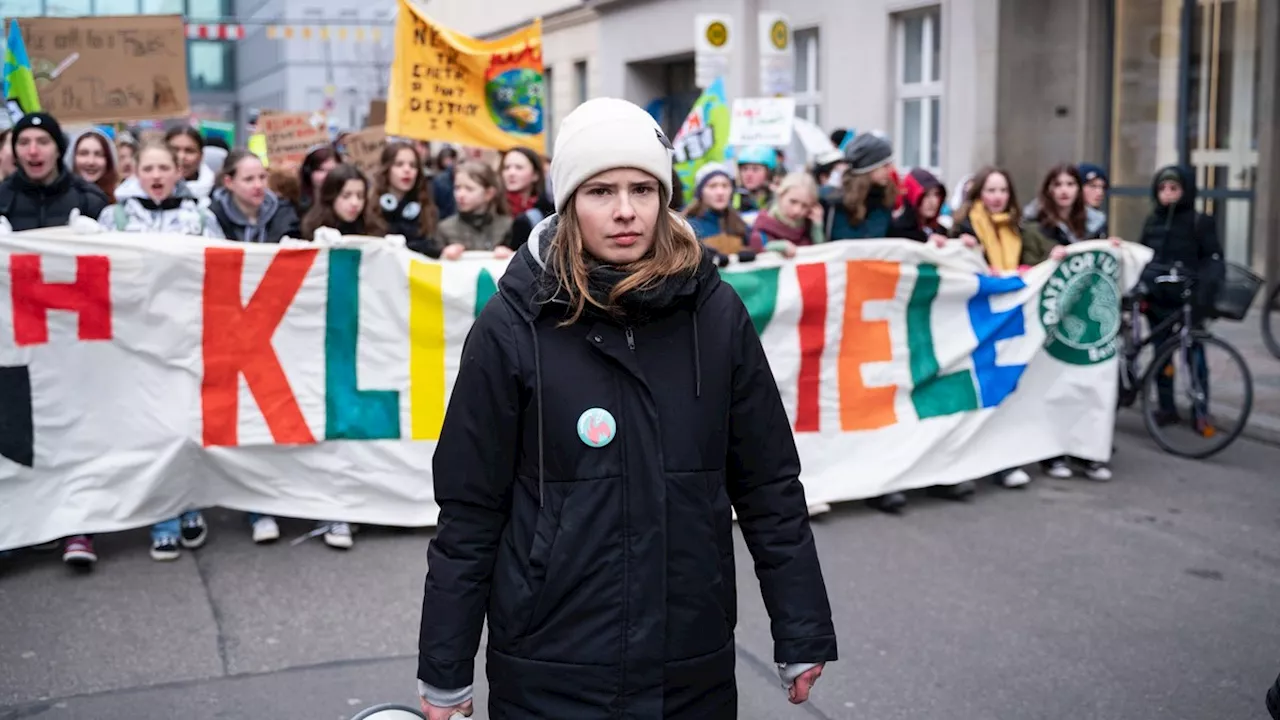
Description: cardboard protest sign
xmin=344 ymin=125 xmax=386 ymax=178
xmin=17 ymin=14 xmax=189 ymax=124
xmin=366 ymin=99 xmax=387 ymax=127
xmin=387 ymin=0 xmax=545 ymax=152
xmin=259 ymin=111 xmax=329 ymax=169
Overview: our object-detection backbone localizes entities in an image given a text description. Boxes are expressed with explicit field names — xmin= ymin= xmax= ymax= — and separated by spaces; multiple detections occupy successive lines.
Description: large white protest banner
xmin=0 ymin=230 xmax=1150 ymax=550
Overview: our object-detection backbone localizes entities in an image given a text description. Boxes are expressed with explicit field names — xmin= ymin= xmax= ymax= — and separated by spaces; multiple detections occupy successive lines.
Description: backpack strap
xmin=114 ymin=204 xmax=127 ymax=231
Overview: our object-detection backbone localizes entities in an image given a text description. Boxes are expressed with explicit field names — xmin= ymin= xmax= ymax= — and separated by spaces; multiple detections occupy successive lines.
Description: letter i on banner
xmin=793 ymin=262 xmax=827 ymax=433
xmin=838 ymin=260 xmax=900 ymax=431
xmin=409 ymin=260 xmax=446 ymax=440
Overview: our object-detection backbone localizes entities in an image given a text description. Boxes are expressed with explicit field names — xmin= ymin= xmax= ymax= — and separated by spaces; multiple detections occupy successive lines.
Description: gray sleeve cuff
xmin=776 ymin=661 xmax=821 ymax=689
xmin=417 ymin=679 xmax=473 ymax=708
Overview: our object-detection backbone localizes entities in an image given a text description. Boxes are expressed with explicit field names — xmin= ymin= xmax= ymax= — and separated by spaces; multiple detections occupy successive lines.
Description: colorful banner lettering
xmin=387 ymin=0 xmax=545 ymax=153
xmin=0 ymin=230 xmax=1152 ymax=551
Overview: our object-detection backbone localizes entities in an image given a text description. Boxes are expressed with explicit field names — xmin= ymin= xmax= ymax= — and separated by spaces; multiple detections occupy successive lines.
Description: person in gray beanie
xmin=417 ymin=97 xmax=836 ymax=720
xmin=820 ymin=130 xmax=901 ymax=244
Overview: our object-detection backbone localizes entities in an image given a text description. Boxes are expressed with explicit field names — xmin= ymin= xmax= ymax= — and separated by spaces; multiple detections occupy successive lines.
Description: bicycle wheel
xmin=1264 ymin=283 xmax=1280 ymax=359
xmin=1140 ymin=332 xmax=1253 ymax=458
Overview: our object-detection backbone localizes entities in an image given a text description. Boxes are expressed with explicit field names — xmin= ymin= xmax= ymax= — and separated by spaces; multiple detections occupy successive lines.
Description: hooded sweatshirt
xmin=210 ymin=188 xmax=300 ymax=243
xmin=1138 ymin=164 xmax=1224 ymax=309
xmin=891 ymin=168 xmax=949 ymax=241
xmin=116 ymin=161 xmax=216 ymax=206
xmin=99 ymin=179 xmax=224 ymax=238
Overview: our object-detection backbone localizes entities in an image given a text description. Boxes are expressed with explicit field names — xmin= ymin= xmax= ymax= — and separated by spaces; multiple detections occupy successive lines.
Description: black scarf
xmin=530 ymin=222 xmax=699 ymax=323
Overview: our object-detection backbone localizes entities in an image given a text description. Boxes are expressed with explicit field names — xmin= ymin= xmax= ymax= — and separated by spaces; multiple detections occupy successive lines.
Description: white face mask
xmin=825 ymin=167 xmax=844 ymax=188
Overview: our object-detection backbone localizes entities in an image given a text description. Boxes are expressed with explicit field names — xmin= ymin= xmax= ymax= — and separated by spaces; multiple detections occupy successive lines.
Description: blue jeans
xmin=151 ymin=510 xmax=201 ymax=542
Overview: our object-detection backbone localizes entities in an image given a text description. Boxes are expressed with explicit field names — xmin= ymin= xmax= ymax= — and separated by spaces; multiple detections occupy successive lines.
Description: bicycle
xmin=1117 ymin=263 xmax=1253 ymax=458
xmin=1263 ymin=282 xmax=1280 ymax=359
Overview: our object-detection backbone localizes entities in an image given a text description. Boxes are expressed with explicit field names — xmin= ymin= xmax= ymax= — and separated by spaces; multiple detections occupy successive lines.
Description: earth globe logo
xmin=485 ymin=45 xmax=544 ymax=136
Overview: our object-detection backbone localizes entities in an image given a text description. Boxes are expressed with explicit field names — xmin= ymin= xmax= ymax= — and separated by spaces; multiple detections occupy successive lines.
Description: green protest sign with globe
xmin=1039 ymin=250 xmax=1122 ymax=365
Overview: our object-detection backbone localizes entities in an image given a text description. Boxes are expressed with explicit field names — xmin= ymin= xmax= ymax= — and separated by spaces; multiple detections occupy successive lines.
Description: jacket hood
xmin=903 ymin=168 xmax=945 ymax=210
xmin=63 ymin=127 xmax=118 ymax=176
xmin=115 ymin=174 xmax=197 ymax=201
xmin=500 ymin=212 xmax=722 ymax=324
xmin=215 ymin=188 xmax=282 ymax=232
xmin=1151 ymin=164 xmax=1197 ymax=210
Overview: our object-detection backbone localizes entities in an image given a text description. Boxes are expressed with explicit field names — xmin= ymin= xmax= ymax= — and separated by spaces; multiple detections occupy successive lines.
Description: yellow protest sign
xmin=387 ymin=0 xmax=545 ymax=153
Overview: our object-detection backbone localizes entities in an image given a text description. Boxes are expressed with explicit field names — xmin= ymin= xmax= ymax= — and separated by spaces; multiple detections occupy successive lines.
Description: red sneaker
xmin=62 ymin=536 xmax=97 ymax=568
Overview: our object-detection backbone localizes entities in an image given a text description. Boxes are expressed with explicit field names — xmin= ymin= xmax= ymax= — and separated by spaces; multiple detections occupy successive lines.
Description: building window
xmin=895 ymin=7 xmax=942 ymax=173
xmin=96 ymin=0 xmax=141 ymax=13
xmin=1 ymin=0 xmax=42 ymax=16
xmin=140 ymin=0 xmax=182 ymax=12
xmin=793 ymin=28 xmax=819 ymax=125
xmin=573 ymin=60 xmax=588 ymax=106
xmin=46 ymin=0 xmax=91 ymax=14
xmin=188 ymin=39 xmax=233 ymax=91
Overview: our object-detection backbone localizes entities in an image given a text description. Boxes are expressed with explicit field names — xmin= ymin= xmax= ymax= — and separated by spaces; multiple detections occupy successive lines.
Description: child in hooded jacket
xmin=99 ymin=141 xmax=222 ymax=238
xmin=891 ymin=168 xmax=949 ymax=241
xmin=682 ymin=162 xmax=757 ymax=266
xmin=211 ymin=150 xmax=300 ymax=243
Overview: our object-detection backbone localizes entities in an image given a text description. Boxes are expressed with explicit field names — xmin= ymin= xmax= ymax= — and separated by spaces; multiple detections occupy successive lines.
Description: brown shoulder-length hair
xmin=550 ymin=186 xmax=703 ymax=326
xmin=454 ymin=160 xmax=511 ymax=217
xmin=840 ymin=171 xmax=897 ymax=225
xmin=375 ymin=141 xmax=439 ymax=238
xmin=502 ymin=146 xmax=547 ymax=199
xmin=958 ymin=166 xmax=1021 ymax=224
xmin=1036 ymin=163 xmax=1087 ymax=239
xmin=73 ymin=132 xmax=119 ymax=204
xmin=301 ymin=163 xmax=387 ymax=240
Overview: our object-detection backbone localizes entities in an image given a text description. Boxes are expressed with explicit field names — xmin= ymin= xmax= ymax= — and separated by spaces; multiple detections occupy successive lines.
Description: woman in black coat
xmin=417 ymin=98 xmax=837 ymax=720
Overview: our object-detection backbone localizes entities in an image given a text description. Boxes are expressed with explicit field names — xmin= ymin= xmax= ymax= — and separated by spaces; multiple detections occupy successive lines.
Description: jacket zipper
xmin=625 ymin=326 xmax=635 ymax=351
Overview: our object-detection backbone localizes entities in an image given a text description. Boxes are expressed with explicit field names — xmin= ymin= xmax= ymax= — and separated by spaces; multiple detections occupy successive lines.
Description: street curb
xmin=1116 ymin=408 xmax=1280 ymax=450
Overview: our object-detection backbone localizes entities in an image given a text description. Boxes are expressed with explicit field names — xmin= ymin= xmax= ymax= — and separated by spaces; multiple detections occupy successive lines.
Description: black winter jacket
xmin=506 ymin=193 xmax=555 ymax=250
xmin=419 ymin=215 xmax=837 ymax=719
xmin=1138 ymin=165 xmax=1224 ymax=310
xmin=381 ymin=193 xmax=442 ymax=258
xmin=0 ymin=165 xmax=109 ymax=231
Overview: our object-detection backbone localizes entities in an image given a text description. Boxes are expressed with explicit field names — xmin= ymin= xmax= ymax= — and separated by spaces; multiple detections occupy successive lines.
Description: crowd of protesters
xmin=0 ymin=107 xmax=1222 ymax=569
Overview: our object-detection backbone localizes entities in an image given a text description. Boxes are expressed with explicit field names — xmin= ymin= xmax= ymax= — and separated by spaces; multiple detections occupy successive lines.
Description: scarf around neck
xmin=506 ymin=190 xmax=537 ymax=217
xmin=969 ymin=204 xmax=1022 ymax=272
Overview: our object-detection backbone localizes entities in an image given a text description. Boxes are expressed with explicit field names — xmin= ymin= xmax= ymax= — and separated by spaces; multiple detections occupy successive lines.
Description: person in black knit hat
xmin=0 ymin=112 xmax=109 ymax=233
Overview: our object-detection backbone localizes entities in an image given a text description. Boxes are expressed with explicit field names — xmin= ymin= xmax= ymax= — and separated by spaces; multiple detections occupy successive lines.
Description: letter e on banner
xmin=839 ymin=260 xmax=900 ymax=431
xmin=10 ymin=255 xmax=112 ymax=346
xmin=202 ymin=247 xmax=317 ymax=447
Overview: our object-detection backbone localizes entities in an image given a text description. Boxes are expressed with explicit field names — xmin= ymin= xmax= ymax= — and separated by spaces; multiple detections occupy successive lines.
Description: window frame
xmin=793 ymin=27 xmax=820 ymax=125
xmin=894 ymin=7 xmax=943 ymax=175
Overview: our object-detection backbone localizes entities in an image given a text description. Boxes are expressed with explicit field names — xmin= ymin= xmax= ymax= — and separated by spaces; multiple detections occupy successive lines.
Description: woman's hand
xmin=808 ymin=203 xmax=825 ymax=226
xmin=442 ymin=243 xmax=466 ymax=261
xmin=933 ymin=236 xmax=948 ymax=248
xmin=1051 ymin=245 xmax=1068 ymax=261
xmin=1108 ymin=236 xmax=1123 ymax=247
xmin=421 ymin=698 xmax=474 ymax=719
xmin=959 ymin=233 xmax=978 ymax=249
xmin=492 ymin=245 xmax=515 ymax=259
xmin=788 ymin=664 xmax=824 ymax=705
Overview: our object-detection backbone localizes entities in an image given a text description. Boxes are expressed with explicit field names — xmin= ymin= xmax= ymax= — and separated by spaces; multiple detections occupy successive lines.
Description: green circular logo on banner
xmin=1039 ymin=250 xmax=1122 ymax=365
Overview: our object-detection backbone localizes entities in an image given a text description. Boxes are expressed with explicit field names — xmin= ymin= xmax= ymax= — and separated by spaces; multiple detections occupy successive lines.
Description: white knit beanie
xmin=550 ymin=98 xmax=674 ymax=213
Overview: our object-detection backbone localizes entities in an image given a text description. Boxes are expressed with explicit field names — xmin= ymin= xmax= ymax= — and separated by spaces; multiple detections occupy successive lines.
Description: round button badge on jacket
xmin=577 ymin=408 xmax=617 ymax=448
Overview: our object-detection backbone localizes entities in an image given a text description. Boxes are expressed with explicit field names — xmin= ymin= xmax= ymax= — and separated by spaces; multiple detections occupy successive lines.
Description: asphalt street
xmin=2 ymin=411 xmax=1278 ymax=720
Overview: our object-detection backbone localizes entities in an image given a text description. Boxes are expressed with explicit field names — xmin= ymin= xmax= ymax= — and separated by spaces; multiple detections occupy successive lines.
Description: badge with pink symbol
xmin=576 ymin=408 xmax=617 ymax=448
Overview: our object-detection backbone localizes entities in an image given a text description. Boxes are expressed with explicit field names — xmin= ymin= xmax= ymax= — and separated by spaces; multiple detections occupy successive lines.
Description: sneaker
xmin=150 ymin=537 xmax=181 ymax=561
xmin=1081 ymin=462 xmax=1113 ymax=482
xmin=807 ymin=502 xmax=832 ymax=517
xmin=252 ymin=516 xmax=280 ymax=544
xmin=867 ymin=492 xmax=907 ymax=514
xmin=322 ymin=522 xmax=354 ymax=550
xmin=62 ymin=536 xmax=97 ymax=568
xmin=1043 ymin=459 xmax=1073 ymax=479
xmin=180 ymin=512 xmax=208 ymax=549
xmin=998 ymin=468 xmax=1032 ymax=488
xmin=930 ymin=480 xmax=976 ymax=501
